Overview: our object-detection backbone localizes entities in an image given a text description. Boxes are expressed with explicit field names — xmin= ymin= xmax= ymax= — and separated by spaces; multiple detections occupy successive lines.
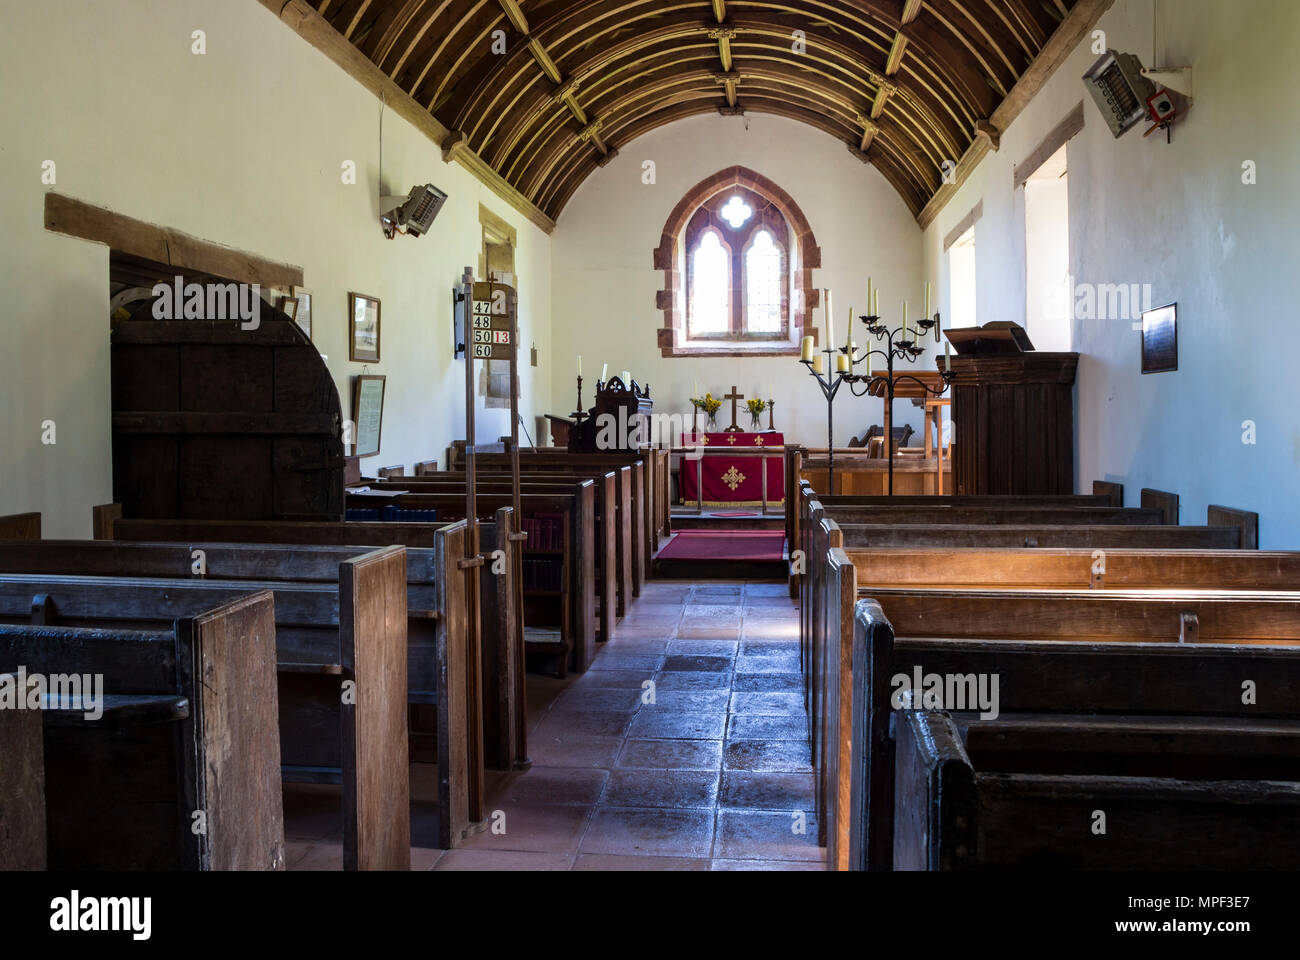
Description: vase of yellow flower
xmin=693 ymin=392 xmax=722 ymax=431
xmin=745 ymin=398 xmax=768 ymax=430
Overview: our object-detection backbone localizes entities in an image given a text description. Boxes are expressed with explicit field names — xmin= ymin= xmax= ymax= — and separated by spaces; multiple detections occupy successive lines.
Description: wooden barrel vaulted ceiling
xmin=302 ymin=0 xmax=1093 ymax=223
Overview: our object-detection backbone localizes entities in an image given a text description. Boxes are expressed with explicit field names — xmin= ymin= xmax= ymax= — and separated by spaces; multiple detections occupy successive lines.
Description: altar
xmin=679 ymin=432 xmax=785 ymax=506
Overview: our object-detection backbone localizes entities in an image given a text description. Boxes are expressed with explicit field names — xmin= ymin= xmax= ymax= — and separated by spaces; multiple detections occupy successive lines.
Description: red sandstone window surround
xmin=654 ymin=166 xmax=821 ymax=359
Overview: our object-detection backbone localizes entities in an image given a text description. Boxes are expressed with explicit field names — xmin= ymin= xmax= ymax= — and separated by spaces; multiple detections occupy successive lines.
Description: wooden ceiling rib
xmin=300 ymin=0 xmax=1091 ymax=222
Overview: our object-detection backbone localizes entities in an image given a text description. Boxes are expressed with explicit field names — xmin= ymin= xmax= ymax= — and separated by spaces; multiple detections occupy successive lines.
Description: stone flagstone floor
xmin=285 ymin=579 xmax=823 ymax=871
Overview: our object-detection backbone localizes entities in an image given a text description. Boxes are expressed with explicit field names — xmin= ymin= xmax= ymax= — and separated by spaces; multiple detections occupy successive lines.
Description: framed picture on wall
xmin=1141 ymin=302 xmax=1178 ymax=374
xmin=349 ymin=292 xmax=381 ymax=362
xmin=352 ymin=374 xmax=386 ymax=458
xmin=279 ymin=297 xmax=299 ymax=322
xmin=291 ymin=286 xmax=313 ymax=341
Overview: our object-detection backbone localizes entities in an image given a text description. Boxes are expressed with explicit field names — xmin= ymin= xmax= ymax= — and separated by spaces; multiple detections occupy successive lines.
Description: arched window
xmin=683 ymin=188 xmax=792 ymax=341
xmin=655 ymin=167 xmax=819 ymax=358
xmin=689 ymin=230 xmax=730 ymax=334
xmin=744 ymin=229 xmax=783 ymax=334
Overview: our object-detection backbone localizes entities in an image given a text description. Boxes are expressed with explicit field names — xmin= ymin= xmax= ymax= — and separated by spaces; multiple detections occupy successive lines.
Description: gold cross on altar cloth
xmin=754 ymin=436 xmax=765 ymax=446
xmin=722 ymin=466 xmax=746 ymax=491
xmin=726 ymin=435 xmax=737 ymax=444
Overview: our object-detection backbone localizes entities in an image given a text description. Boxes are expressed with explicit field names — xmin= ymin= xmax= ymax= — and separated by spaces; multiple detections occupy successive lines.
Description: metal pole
xmin=827 ymin=386 xmax=835 ymax=496
xmin=697 ymin=451 xmax=704 ymax=515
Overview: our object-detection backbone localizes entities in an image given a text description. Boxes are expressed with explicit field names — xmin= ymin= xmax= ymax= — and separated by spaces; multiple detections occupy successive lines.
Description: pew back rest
xmin=0 ymin=592 xmax=284 ymax=870
xmin=849 ymin=599 xmax=1300 ymax=871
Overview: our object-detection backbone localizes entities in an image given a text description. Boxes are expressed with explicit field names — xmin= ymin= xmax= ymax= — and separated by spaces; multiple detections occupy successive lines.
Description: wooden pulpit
xmin=939 ymin=351 xmax=1078 ymax=495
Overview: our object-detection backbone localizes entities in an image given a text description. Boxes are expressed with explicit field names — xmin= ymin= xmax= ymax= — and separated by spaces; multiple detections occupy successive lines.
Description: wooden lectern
xmin=941 ymin=323 xmax=1078 ymax=495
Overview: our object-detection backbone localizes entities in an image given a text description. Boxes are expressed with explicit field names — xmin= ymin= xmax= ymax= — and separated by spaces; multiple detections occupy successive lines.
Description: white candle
xmin=835 ymin=353 xmax=849 ymax=373
xmin=622 ymin=370 xmax=631 ymax=385
xmin=826 ymin=289 xmax=834 ymax=349
xmin=873 ymin=289 xmax=879 ymax=317
xmin=866 ymin=277 xmax=873 ymax=316
xmin=812 ymin=354 xmax=824 ymax=375
xmin=577 ymin=355 xmax=582 ymax=376
xmin=925 ymin=282 xmax=931 ymax=319
xmin=945 ymin=341 xmax=952 ymax=372
xmin=601 ymin=363 xmax=608 ymax=382
xmin=866 ymin=347 xmax=872 ymax=376
xmin=800 ymin=336 xmax=814 ymax=362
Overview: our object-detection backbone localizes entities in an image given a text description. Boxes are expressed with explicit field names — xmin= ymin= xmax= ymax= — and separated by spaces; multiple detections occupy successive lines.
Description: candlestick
xmin=800 ymin=336 xmax=814 ymax=362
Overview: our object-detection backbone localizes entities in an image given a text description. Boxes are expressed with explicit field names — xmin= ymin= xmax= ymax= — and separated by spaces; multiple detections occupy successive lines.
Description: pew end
xmin=0 ymin=687 xmax=46 ymax=869
xmin=0 ymin=513 xmax=41 ymax=540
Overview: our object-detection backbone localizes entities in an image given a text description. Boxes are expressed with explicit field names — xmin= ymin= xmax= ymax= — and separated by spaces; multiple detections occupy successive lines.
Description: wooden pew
xmin=398 ymin=465 xmax=638 ymax=607
xmin=0 ymin=513 xmax=41 ymax=540
xmin=0 ymin=591 xmax=284 ymax=869
xmin=477 ymin=449 xmax=668 ymax=580
xmin=0 ymin=552 xmax=411 ymax=868
xmin=358 ymin=486 xmax=597 ymax=674
xmin=844 ymin=590 xmax=1300 ymax=871
xmin=810 ymin=504 xmax=1164 ymax=526
xmin=810 ymin=508 xmax=1264 ymax=863
xmin=896 ymin=708 xmax=1300 ymax=870
xmin=90 ymin=513 xmax=497 ymax=833
xmin=369 ymin=472 xmax=626 ymax=639
xmin=0 ymin=673 xmax=46 ymax=869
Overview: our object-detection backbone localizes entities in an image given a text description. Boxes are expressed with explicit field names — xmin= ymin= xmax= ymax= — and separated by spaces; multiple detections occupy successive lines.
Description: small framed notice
xmin=349 ymin=292 xmax=381 ymax=362
xmin=1141 ymin=303 xmax=1178 ymax=374
xmin=352 ymin=374 xmax=386 ymax=458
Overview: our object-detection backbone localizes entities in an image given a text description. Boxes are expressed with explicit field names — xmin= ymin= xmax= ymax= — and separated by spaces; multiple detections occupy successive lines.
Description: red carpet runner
xmin=656 ymin=530 xmax=786 ymax=562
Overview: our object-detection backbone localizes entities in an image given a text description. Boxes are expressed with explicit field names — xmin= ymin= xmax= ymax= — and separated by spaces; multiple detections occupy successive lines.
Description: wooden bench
xmin=93 ymin=513 xmax=500 ymax=833
xmin=0 ymin=550 xmax=411 ymax=868
xmin=843 ymin=590 xmax=1300 ymax=871
xmin=896 ymin=708 xmax=1300 ymax=869
xmin=398 ymin=465 xmax=638 ymax=606
xmin=0 ymin=591 xmax=284 ymax=869
xmin=0 ymin=672 xmax=46 ymax=869
xmin=0 ymin=513 xmax=41 ymax=540
xmin=357 ymin=486 xmax=597 ymax=674
xmin=477 ymin=448 xmax=670 ymax=577
xmin=369 ymin=472 xmax=625 ymax=641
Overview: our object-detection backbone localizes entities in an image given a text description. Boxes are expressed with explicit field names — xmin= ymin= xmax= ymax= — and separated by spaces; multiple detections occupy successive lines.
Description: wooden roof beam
xmin=497 ymin=0 xmax=529 ymax=34
xmin=902 ymin=0 xmax=924 ymax=24
xmin=711 ymin=0 xmax=727 ymax=22
xmin=856 ymin=114 xmax=880 ymax=152
xmin=715 ymin=71 xmax=741 ymax=108
xmin=709 ymin=25 xmax=737 ymax=73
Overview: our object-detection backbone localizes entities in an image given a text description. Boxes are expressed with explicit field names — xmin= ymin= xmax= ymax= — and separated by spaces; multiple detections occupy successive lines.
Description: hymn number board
xmin=470 ymin=281 xmax=516 ymax=362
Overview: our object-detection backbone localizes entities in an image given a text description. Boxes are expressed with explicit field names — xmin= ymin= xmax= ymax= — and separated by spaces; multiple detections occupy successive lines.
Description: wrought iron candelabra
xmin=800 ymin=311 xmax=953 ymax=495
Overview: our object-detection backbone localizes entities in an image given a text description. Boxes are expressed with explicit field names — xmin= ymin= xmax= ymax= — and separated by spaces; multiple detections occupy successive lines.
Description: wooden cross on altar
xmin=723 ymin=385 xmax=745 ymax=432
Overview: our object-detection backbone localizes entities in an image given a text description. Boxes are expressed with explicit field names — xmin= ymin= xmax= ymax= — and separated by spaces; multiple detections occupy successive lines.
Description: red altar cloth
xmin=679 ymin=432 xmax=785 ymax=506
